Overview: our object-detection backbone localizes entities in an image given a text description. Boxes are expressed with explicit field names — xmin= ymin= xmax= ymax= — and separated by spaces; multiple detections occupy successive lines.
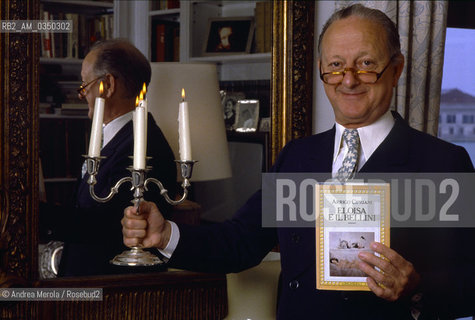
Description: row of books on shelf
xmin=40 ymin=8 xmax=113 ymax=59
xmin=151 ymin=0 xmax=180 ymax=11
xmin=254 ymin=1 xmax=272 ymax=53
xmin=152 ymin=21 xmax=180 ymax=62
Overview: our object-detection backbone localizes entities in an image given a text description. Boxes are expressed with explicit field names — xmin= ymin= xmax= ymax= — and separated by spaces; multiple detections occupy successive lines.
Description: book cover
xmin=315 ymin=183 xmax=390 ymax=291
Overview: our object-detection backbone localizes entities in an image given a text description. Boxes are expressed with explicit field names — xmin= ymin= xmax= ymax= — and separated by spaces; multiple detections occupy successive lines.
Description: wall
xmin=313 ymin=1 xmax=336 ymax=134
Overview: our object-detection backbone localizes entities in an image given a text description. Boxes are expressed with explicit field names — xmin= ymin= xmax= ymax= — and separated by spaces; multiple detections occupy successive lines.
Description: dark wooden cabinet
xmin=36 ymin=272 xmax=227 ymax=320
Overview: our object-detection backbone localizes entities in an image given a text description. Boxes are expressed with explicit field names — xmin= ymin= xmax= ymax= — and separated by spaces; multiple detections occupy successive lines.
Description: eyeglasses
xmin=319 ymin=59 xmax=393 ymax=85
xmin=77 ymin=75 xmax=105 ymax=98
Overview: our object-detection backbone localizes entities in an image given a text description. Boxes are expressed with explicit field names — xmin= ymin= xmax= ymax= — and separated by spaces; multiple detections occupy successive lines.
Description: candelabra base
xmin=110 ymin=247 xmax=163 ymax=266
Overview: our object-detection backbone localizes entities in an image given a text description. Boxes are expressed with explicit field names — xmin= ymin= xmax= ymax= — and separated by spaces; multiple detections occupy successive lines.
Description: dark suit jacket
xmin=41 ymin=113 xmax=177 ymax=276
xmin=169 ymin=112 xmax=475 ymax=319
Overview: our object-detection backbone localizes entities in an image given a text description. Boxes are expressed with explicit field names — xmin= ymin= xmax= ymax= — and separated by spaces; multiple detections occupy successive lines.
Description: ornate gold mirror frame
xmin=271 ymin=1 xmax=314 ymax=162
xmin=0 ymin=0 xmax=314 ymax=318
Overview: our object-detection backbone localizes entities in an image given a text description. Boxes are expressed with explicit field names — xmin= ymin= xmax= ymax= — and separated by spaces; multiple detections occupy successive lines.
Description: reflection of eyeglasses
xmin=77 ymin=75 xmax=105 ymax=98
xmin=319 ymin=59 xmax=393 ymax=85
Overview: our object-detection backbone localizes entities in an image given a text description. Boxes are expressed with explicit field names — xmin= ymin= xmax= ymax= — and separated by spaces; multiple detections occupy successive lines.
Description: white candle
xmin=178 ymin=88 xmax=192 ymax=161
xmin=88 ymin=82 xmax=105 ymax=157
xmin=133 ymin=103 xmax=147 ymax=170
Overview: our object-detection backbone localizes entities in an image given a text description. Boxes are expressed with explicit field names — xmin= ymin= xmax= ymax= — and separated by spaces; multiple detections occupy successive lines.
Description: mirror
xmin=0 ymin=0 xmax=314 ymax=317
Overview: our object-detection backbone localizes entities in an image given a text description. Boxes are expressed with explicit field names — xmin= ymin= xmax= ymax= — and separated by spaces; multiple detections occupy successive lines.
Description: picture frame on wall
xmin=235 ymin=99 xmax=260 ymax=132
xmin=222 ymin=92 xmax=245 ymax=130
xmin=203 ymin=17 xmax=255 ymax=56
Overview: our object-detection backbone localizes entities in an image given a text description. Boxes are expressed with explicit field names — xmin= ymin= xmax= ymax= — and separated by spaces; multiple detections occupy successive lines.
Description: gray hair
xmin=317 ymin=4 xmax=401 ymax=60
xmin=90 ymin=39 xmax=151 ymax=99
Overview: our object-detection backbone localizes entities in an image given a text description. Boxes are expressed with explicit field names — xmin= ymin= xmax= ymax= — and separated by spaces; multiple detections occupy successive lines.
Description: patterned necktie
xmin=336 ymin=129 xmax=360 ymax=182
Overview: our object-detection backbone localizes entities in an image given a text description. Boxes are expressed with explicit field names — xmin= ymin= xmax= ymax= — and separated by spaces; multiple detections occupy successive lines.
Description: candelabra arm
xmin=144 ymin=178 xmax=188 ymax=206
xmin=89 ymin=176 xmax=133 ymax=203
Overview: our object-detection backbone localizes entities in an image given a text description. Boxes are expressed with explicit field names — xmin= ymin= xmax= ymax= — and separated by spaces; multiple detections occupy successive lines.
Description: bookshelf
xmin=133 ymin=1 xmax=272 ymax=78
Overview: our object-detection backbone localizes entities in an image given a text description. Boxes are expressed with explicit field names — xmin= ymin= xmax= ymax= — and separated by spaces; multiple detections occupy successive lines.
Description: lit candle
xmin=88 ymin=81 xmax=105 ymax=157
xmin=178 ymin=88 xmax=192 ymax=161
xmin=133 ymin=92 xmax=147 ymax=170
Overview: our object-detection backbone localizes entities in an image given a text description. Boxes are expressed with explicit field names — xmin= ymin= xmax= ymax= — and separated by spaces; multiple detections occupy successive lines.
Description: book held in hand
xmin=315 ymin=183 xmax=390 ymax=291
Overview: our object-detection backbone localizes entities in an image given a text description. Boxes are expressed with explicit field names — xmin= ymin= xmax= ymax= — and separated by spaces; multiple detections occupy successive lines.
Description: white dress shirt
xmin=102 ymin=111 xmax=134 ymax=148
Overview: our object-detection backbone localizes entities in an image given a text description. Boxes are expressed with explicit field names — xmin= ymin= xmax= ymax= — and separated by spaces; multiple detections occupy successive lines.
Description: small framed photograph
xmin=223 ymin=92 xmax=245 ymax=130
xmin=235 ymin=99 xmax=260 ymax=132
xmin=203 ymin=17 xmax=255 ymax=56
xmin=259 ymin=117 xmax=270 ymax=132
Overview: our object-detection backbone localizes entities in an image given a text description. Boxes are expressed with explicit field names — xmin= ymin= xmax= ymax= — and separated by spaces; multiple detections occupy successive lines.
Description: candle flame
xmin=135 ymin=96 xmax=139 ymax=107
xmin=139 ymin=90 xmax=144 ymax=101
xmin=142 ymin=83 xmax=147 ymax=95
xmin=181 ymin=88 xmax=185 ymax=100
xmin=99 ymin=81 xmax=104 ymax=95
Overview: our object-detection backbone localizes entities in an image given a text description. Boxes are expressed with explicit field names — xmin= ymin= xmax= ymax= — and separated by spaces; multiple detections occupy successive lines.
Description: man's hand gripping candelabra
xmin=84 ymin=84 xmax=196 ymax=266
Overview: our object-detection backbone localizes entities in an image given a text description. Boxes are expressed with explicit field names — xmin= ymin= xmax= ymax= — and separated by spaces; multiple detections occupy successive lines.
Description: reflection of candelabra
xmin=84 ymin=155 xmax=196 ymax=266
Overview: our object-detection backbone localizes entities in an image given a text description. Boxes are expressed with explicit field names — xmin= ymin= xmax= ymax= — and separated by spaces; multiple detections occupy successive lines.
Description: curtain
xmin=334 ymin=1 xmax=448 ymax=136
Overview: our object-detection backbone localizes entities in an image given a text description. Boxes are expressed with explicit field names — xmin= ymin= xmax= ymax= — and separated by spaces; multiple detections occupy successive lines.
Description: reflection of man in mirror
xmin=216 ymin=26 xmax=233 ymax=51
xmin=224 ymin=98 xmax=236 ymax=129
xmin=40 ymin=39 xmax=177 ymax=277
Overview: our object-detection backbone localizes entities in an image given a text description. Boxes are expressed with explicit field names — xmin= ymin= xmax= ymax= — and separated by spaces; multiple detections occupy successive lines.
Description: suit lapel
xmin=360 ymin=112 xmax=410 ymax=173
xmin=100 ymin=120 xmax=133 ymax=158
xmin=300 ymin=127 xmax=335 ymax=173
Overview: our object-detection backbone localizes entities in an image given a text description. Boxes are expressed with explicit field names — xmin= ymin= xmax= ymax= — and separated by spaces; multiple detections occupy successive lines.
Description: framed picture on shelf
xmin=259 ymin=117 xmax=270 ymax=132
xmin=235 ymin=100 xmax=260 ymax=132
xmin=223 ymin=92 xmax=245 ymax=130
xmin=203 ymin=17 xmax=255 ymax=56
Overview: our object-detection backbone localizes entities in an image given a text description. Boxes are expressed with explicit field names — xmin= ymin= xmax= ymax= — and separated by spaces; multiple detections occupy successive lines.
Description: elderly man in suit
xmin=41 ymin=39 xmax=177 ymax=276
xmin=121 ymin=5 xmax=474 ymax=319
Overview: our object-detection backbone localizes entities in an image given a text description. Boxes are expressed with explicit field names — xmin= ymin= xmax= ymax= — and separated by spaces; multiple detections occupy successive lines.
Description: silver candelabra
xmin=83 ymin=155 xmax=197 ymax=266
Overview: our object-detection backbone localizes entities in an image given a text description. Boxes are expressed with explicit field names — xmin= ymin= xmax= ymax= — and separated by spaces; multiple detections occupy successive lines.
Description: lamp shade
xmin=148 ymin=63 xmax=232 ymax=181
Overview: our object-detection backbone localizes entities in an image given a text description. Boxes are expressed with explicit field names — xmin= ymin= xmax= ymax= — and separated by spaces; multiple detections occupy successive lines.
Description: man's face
xmin=79 ymin=50 xmax=101 ymax=119
xmin=319 ymin=16 xmax=404 ymax=128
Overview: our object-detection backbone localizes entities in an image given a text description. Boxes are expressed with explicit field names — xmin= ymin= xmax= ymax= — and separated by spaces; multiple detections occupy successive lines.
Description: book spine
xmin=173 ymin=26 xmax=180 ymax=61
xmin=71 ymin=14 xmax=79 ymax=58
xmin=264 ymin=2 xmax=272 ymax=53
xmin=43 ymin=10 xmax=52 ymax=58
xmin=155 ymin=24 xmax=166 ymax=62
xmin=255 ymin=2 xmax=265 ymax=53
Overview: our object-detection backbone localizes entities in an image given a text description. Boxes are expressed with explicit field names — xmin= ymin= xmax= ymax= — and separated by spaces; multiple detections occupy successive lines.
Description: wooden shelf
xmin=40 ymin=114 xmax=89 ymax=120
xmin=40 ymin=57 xmax=83 ymax=65
xmin=190 ymin=52 xmax=271 ymax=64
xmin=150 ymin=8 xmax=180 ymax=17
xmin=41 ymin=0 xmax=113 ymax=8
xmin=44 ymin=177 xmax=77 ymax=183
